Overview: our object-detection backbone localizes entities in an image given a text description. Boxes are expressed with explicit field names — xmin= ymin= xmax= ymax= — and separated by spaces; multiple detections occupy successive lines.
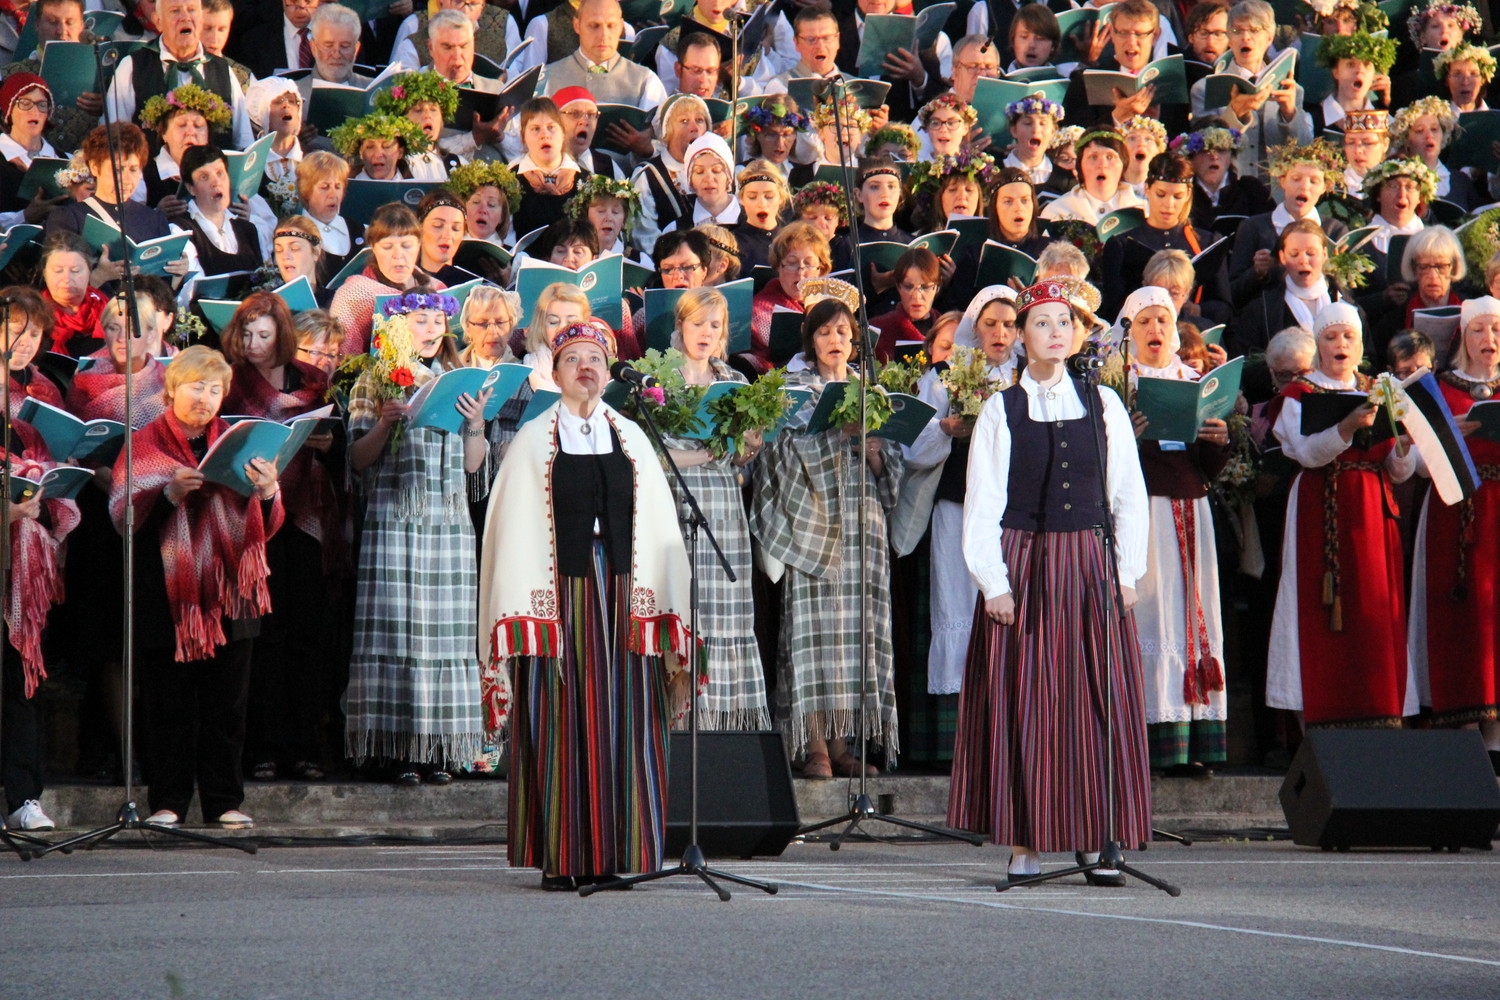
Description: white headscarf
xmin=1115 ymin=285 xmax=1183 ymax=360
xmin=1460 ymin=295 xmax=1500 ymax=330
xmin=679 ymin=132 xmax=737 ymax=192
xmin=954 ymin=284 xmax=1017 ymax=349
xmin=1313 ymin=301 xmax=1362 ymax=336
xmin=244 ymin=76 xmax=300 ymax=136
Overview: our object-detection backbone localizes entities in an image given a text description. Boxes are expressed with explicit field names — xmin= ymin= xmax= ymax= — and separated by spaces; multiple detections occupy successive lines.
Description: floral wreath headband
xmin=1051 ymin=124 xmax=1084 ymax=151
xmin=1408 ymin=0 xmax=1482 ymax=44
xmin=382 ymin=291 xmax=459 ymax=318
xmin=1121 ymin=114 xmax=1167 ymax=147
xmin=55 ymin=161 xmax=93 ymax=187
xmin=1343 ymin=109 xmax=1390 ymax=133
xmin=1391 ymin=95 xmax=1461 ymax=143
xmin=742 ymin=99 xmax=810 ymax=132
xmin=811 ymin=95 xmax=874 ymax=133
xmin=1171 ymin=126 xmax=1242 ymax=155
xmin=867 ymin=124 xmax=921 ymax=159
xmin=1266 ymin=137 xmax=1346 ymax=189
xmin=909 ymin=149 xmax=998 ymax=200
xmin=446 ymin=160 xmax=522 ymax=213
xmin=1074 ymin=128 xmax=1125 ymax=155
xmin=1361 ymin=156 xmax=1440 ymax=203
xmin=1316 ymin=31 xmax=1398 ymax=74
xmin=918 ymin=93 xmax=979 ymax=130
xmin=1303 ymin=0 xmax=1390 ymax=32
xmin=140 ymin=83 xmax=232 ymax=132
xmin=1435 ymin=41 xmax=1498 ymax=81
xmin=374 ymin=70 xmax=460 ymax=121
xmin=329 ymin=112 xmax=433 ymax=159
xmin=1005 ymin=93 xmax=1064 ymax=123
xmin=792 ymin=180 xmax=850 ymax=225
xmin=551 ymin=321 xmax=614 ymax=357
xmin=564 ymin=174 xmax=643 ymax=229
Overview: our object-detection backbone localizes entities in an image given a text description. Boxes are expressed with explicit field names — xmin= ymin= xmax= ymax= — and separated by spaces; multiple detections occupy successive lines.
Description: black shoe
xmin=425 ymin=770 xmax=452 ymax=786
xmin=395 ymin=771 xmax=421 ymax=787
xmin=1005 ymin=871 xmax=1038 ymax=885
xmin=540 ymin=875 xmax=577 ymax=892
xmin=1084 ymin=867 xmax=1127 ymax=888
xmin=1164 ymin=762 xmax=1213 ymax=778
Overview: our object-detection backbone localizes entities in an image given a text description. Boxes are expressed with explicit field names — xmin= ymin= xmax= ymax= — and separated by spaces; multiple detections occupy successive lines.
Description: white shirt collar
xmin=1003 ymin=150 xmax=1052 ymax=185
xmin=155 ymin=146 xmax=181 ymax=182
xmin=516 ymin=152 xmax=582 ymax=174
xmin=1320 ymin=94 xmax=1348 ymax=129
xmin=556 ymin=402 xmax=614 ymax=455
xmin=0 ymin=134 xmax=53 ymax=167
xmin=1271 ymin=201 xmax=1319 ymax=233
xmin=188 ymin=199 xmax=238 ymax=253
xmin=692 ymin=198 xmax=741 ymax=226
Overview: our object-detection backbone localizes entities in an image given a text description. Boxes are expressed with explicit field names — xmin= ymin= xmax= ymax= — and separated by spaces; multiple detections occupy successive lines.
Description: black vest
xmin=999 ymin=381 xmax=1107 ymax=533
xmin=936 ymin=436 xmax=970 ymax=505
xmin=186 ymin=216 xmax=263 ymax=277
xmin=130 ymin=46 xmax=237 ymax=149
xmin=551 ymin=428 xmax=634 ymax=577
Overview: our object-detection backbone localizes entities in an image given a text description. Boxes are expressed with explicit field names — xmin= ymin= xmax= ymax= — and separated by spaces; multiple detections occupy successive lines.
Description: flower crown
xmin=1435 ymin=41 xmax=1498 ymax=81
xmin=800 ymin=276 xmax=861 ymax=313
xmin=741 ymin=98 xmax=810 ymax=132
xmin=374 ymin=70 xmax=460 ymax=121
xmin=1361 ymin=156 xmax=1439 ymax=203
xmin=1266 ymin=137 xmax=1345 ymax=189
xmin=793 ymin=180 xmax=850 ymax=225
xmin=1408 ymin=0 xmax=1481 ymax=43
xmin=382 ymin=291 xmax=459 ymax=317
xmin=867 ymin=124 xmax=921 ymax=159
xmin=1005 ymin=93 xmax=1064 ymax=123
xmin=909 ymin=149 xmax=998 ymax=200
xmin=1120 ymin=114 xmax=1166 ymax=147
xmin=445 ymin=160 xmax=522 ymax=213
xmin=918 ymin=93 xmax=978 ymax=130
xmin=1051 ymin=124 xmax=1085 ymax=151
xmin=140 ymin=83 xmax=232 ymax=132
xmin=55 ymin=162 xmax=93 ymax=188
xmin=564 ymin=174 xmax=643 ymax=229
xmin=1302 ymin=0 xmax=1389 ymax=31
xmin=1170 ymin=126 xmax=1241 ymax=155
xmin=1316 ymin=31 xmax=1399 ymax=73
xmin=329 ymin=112 xmax=432 ymax=159
xmin=1391 ymin=95 xmax=1461 ymax=145
xmin=811 ymin=94 xmax=873 ymax=133
xmin=1074 ymin=128 xmax=1125 ymax=154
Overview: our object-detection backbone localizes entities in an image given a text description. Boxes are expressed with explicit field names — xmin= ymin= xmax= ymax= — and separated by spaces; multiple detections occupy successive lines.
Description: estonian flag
xmin=1402 ymin=371 xmax=1479 ymax=505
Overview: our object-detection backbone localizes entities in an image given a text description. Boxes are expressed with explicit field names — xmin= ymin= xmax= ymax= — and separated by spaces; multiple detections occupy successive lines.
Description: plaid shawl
xmin=110 ymin=413 xmax=285 ymax=662
xmin=223 ymin=360 xmax=345 ymax=569
xmin=4 ymin=421 xmax=82 ymax=696
xmin=63 ymin=349 xmax=169 ymax=427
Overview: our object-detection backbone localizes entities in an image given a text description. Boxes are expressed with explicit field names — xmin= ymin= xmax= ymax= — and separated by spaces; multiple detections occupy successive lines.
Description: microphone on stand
xmin=610 ymin=360 xmax=659 ymax=388
xmin=1065 ymin=348 xmax=1106 ymax=377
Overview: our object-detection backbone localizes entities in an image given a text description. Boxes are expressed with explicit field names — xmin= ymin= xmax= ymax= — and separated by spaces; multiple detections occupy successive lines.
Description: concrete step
xmin=23 ymin=773 xmax=1292 ymax=842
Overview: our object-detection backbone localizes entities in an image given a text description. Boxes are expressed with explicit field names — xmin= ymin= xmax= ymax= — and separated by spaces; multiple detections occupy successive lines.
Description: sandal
xmin=250 ymin=761 xmax=277 ymax=781
xmin=801 ymin=751 xmax=833 ymax=779
xmin=831 ymin=753 xmax=878 ymax=778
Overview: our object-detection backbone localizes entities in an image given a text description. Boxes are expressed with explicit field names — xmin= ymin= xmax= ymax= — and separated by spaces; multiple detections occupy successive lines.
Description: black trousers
xmin=140 ymin=637 xmax=253 ymax=821
xmin=1 ymin=644 xmax=42 ymax=815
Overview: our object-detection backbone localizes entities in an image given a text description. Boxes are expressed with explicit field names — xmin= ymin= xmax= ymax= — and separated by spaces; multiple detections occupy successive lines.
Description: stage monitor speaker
xmin=666 ymin=731 xmax=801 ymax=859
xmin=1279 ymin=729 xmax=1500 ymax=851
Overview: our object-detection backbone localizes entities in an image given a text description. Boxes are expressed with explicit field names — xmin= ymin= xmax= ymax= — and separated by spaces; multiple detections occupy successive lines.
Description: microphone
xmin=1065 ymin=348 xmax=1105 ymax=377
xmin=610 ymin=360 xmax=659 ymax=389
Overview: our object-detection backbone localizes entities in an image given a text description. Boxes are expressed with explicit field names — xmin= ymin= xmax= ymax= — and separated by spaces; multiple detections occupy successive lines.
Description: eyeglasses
xmin=1227 ymin=25 xmax=1267 ymax=35
xmin=927 ymin=117 xmax=965 ymax=132
xmin=12 ymin=97 xmax=51 ymax=113
xmin=1192 ymin=28 xmax=1228 ymax=39
xmin=1415 ymin=261 xmax=1454 ymax=275
xmin=899 ymin=282 xmax=938 ymax=294
xmin=298 ymin=346 xmax=339 ymax=362
xmin=560 ymin=110 xmax=600 ymax=122
xmin=466 ymin=318 xmax=512 ymax=330
xmin=954 ymin=61 xmax=1000 ymax=75
xmin=660 ymin=264 xmax=705 ymax=277
xmin=1113 ymin=28 xmax=1157 ymax=41
xmin=795 ymin=33 xmax=837 ymax=45
xmin=780 ymin=260 xmax=822 ymax=274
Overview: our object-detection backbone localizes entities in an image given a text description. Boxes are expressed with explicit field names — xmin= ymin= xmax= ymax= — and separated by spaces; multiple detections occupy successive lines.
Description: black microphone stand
xmin=581 ymin=377 xmax=776 ymax=899
xmin=36 ymin=42 xmax=254 ymax=857
xmin=996 ymin=358 xmax=1177 ymax=895
xmin=0 ymin=306 xmax=58 ymax=860
xmin=794 ymin=78 xmax=981 ymax=851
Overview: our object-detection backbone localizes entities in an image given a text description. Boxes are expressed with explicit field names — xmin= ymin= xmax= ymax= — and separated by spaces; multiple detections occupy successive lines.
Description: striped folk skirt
xmin=508 ymin=543 xmax=671 ymax=877
xmin=947 ymin=528 xmax=1153 ymax=853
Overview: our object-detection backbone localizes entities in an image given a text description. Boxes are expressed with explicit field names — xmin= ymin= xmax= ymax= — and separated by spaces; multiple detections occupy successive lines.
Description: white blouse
xmin=1270 ymin=369 xmax=1416 ymax=483
xmin=962 ymin=370 xmax=1149 ymax=599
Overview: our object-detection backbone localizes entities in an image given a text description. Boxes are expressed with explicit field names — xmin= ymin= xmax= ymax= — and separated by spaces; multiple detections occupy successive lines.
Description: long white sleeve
xmin=962 ymin=387 xmax=1013 ymax=600
xmin=1100 ymin=384 xmax=1149 ymax=590
xmin=903 ymin=367 xmax=953 ymax=470
xmin=1273 ymin=396 xmax=1352 ymax=469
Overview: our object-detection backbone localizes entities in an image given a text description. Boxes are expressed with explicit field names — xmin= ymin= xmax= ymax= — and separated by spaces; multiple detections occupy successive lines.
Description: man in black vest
xmin=106 ymin=0 xmax=253 ymax=149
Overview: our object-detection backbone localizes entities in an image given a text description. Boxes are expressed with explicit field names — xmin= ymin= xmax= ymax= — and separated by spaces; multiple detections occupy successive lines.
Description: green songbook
xmin=516 ymin=256 xmax=624 ymax=328
xmin=17 ymin=157 xmax=72 ymax=200
xmin=642 ymin=277 xmax=753 ymax=354
xmin=80 ymin=214 xmax=191 ymax=277
xmin=17 ymin=396 xmax=126 ymax=465
xmin=1133 ymin=356 xmax=1244 ymax=442
xmin=39 ymin=40 xmax=100 ymax=106
xmin=976 ymin=240 xmax=1038 ymax=287
xmin=197 ymin=417 xmax=319 ymax=496
xmin=1082 ymin=54 xmax=1189 ymax=107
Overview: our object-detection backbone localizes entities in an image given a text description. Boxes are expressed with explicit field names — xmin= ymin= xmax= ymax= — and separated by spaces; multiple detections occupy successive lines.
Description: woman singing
xmin=479 ymin=322 xmax=692 ymax=891
xmin=949 ymin=278 xmax=1152 ymax=885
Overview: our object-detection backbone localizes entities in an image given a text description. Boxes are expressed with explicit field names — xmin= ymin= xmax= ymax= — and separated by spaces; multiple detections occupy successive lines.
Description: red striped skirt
xmin=508 ymin=543 xmax=671 ymax=877
xmin=947 ymin=528 xmax=1153 ymax=852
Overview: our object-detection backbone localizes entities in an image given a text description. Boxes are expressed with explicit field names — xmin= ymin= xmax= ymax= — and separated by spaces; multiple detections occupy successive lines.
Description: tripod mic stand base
xmin=995 ymin=840 xmax=1180 ymax=896
xmin=798 ymin=793 xmax=986 ymax=851
xmin=578 ymin=842 xmax=778 ymax=900
xmin=1 ymin=824 xmax=57 ymax=860
xmin=33 ymin=800 xmax=259 ymax=858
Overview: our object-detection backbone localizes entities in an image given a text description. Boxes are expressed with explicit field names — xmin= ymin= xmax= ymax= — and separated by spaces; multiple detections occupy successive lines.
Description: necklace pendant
xmin=1473 ymin=383 xmax=1494 ymax=402
xmin=579 ymin=422 xmax=592 ymax=435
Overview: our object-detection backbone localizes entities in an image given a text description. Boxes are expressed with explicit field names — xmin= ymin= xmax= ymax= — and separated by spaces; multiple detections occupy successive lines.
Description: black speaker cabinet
xmin=1279 ymin=729 xmax=1500 ymax=851
xmin=665 ymin=731 xmax=801 ymax=859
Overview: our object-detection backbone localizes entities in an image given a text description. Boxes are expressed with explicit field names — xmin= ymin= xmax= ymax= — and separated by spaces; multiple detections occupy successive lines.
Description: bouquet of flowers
xmin=876 ymin=352 xmax=927 ymax=395
xmin=616 ymin=349 xmax=710 ymax=439
xmin=938 ymin=346 xmax=1002 ymax=418
xmin=704 ymin=368 xmax=797 ymax=459
xmin=330 ymin=311 xmax=419 ymax=452
xmin=1212 ymin=412 xmax=1260 ymax=510
xmin=170 ymin=307 xmax=206 ymax=349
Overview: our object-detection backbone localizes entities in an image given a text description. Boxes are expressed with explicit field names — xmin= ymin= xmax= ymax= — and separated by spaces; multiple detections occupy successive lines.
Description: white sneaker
xmin=215 ymin=810 xmax=254 ymax=829
xmin=145 ymin=810 xmax=180 ymax=827
xmin=6 ymin=800 xmax=55 ymax=831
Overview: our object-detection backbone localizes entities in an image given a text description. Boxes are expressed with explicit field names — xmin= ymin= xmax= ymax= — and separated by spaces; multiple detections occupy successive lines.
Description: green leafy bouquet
xmin=826 ymin=375 xmax=893 ymax=432
xmin=618 ymin=349 xmax=710 ymax=439
xmin=705 ymin=368 xmax=796 ymax=459
xmin=938 ymin=346 xmax=1002 ymax=418
xmin=876 ymin=352 xmax=927 ymax=395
